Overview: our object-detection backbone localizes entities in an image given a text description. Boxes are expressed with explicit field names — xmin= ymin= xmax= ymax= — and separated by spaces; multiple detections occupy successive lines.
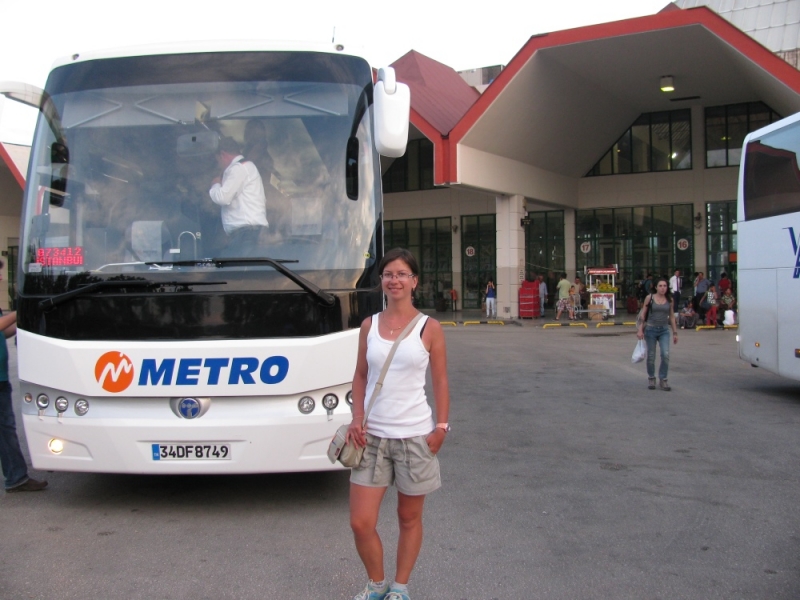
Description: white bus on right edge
xmin=738 ymin=111 xmax=800 ymax=381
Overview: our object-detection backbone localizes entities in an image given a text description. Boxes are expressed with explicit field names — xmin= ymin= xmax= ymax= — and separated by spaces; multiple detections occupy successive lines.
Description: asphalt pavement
xmin=1 ymin=320 xmax=798 ymax=599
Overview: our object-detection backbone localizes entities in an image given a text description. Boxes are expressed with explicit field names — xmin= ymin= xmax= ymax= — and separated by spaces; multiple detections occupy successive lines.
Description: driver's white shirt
xmin=209 ymin=155 xmax=269 ymax=234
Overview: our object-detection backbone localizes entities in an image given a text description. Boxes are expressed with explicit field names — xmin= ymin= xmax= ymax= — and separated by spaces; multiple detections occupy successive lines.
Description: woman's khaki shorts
xmin=350 ymin=433 xmax=441 ymax=496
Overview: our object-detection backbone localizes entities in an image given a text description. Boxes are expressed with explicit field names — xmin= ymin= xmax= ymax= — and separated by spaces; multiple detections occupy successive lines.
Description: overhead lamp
xmin=660 ymin=75 xmax=675 ymax=93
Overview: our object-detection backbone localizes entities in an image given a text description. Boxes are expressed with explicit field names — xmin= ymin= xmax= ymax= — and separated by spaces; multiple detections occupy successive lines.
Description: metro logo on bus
xmin=95 ymin=352 xmax=135 ymax=393
xmin=94 ymin=353 xmax=290 ymax=393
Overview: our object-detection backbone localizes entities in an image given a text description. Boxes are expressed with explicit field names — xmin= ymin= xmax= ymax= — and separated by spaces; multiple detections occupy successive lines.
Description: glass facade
xmin=524 ymin=210 xmax=565 ymax=305
xmin=382 ymin=138 xmax=435 ymax=193
xmin=461 ymin=214 xmax=496 ymax=309
xmin=384 ymin=218 xmax=452 ymax=308
xmin=705 ymin=101 xmax=780 ymax=168
xmin=576 ymin=205 xmax=694 ymax=298
xmin=705 ymin=200 xmax=737 ymax=286
xmin=588 ymin=109 xmax=692 ymax=176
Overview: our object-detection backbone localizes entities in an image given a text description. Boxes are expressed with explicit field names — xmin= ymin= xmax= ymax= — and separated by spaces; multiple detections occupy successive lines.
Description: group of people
xmin=554 ymin=274 xmax=589 ymax=320
xmin=636 ymin=270 xmax=735 ymax=392
xmin=486 ymin=273 xmax=589 ymax=320
xmin=690 ymin=271 xmax=736 ymax=327
xmin=640 ymin=270 xmax=737 ymax=329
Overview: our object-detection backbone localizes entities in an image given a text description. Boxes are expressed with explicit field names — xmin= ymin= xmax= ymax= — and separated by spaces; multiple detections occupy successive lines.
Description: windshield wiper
xmin=146 ymin=257 xmax=336 ymax=307
xmin=38 ymin=279 xmax=226 ymax=310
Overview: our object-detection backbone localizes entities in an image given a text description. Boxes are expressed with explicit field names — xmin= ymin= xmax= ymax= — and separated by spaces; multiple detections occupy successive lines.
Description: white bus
xmin=737 ymin=111 xmax=800 ymax=381
xmin=1 ymin=42 xmax=409 ymax=473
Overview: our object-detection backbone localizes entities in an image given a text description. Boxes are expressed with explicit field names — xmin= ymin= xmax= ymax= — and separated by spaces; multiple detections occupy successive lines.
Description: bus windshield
xmin=20 ymin=51 xmax=380 ymax=297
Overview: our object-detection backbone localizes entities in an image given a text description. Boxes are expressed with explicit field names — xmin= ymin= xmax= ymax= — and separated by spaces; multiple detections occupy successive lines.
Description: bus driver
xmin=208 ymin=136 xmax=269 ymax=257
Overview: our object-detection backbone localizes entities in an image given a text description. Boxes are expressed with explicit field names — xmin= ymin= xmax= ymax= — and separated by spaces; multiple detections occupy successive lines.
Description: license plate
xmin=151 ymin=443 xmax=231 ymax=460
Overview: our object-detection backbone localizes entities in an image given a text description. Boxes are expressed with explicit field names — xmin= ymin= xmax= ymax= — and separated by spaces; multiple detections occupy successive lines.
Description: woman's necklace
xmin=385 ymin=313 xmax=415 ymax=335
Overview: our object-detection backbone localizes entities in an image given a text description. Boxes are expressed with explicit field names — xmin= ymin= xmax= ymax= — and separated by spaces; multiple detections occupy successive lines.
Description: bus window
xmin=743 ymin=121 xmax=800 ymax=220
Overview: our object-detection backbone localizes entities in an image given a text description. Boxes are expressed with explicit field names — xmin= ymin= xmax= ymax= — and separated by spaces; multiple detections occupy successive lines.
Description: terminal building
xmin=3 ymin=2 xmax=800 ymax=315
xmin=383 ymin=2 xmax=800 ymax=316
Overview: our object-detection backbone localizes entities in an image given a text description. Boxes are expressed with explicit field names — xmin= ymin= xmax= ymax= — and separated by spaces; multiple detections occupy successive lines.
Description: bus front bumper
xmin=22 ymin=413 xmax=350 ymax=474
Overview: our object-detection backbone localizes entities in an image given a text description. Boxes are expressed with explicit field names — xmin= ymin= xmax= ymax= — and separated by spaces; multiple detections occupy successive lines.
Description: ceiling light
xmin=660 ymin=76 xmax=675 ymax=93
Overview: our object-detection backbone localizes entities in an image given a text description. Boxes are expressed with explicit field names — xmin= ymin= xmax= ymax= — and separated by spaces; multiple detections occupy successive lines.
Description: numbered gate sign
xmin=465 ymin=246 xmax=476 ymax=257
xmin=676 ymin=238 xmax=690 ymax=251
xmin=580 ymin=241 xmax=592 ymax=254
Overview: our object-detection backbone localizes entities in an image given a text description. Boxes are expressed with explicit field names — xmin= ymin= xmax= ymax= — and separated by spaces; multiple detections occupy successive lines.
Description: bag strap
xmin=362 ymin=312 xmax=425 ymax=427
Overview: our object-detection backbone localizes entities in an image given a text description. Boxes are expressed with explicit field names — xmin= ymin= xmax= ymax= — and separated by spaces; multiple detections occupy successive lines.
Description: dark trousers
xmin=0 ymin=381 xmax=29 ymax=489
xmin=694 ymin=293 xmax=707 ymax=320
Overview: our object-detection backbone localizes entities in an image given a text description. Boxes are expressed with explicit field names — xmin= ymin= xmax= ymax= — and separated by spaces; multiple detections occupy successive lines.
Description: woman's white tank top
xmin=364 ymin=313 xmax=433 ymax=438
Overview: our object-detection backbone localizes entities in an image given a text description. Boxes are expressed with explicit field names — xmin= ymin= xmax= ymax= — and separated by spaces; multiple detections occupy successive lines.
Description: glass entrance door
xmin=461 ymin=215 xmax=496 ymax=309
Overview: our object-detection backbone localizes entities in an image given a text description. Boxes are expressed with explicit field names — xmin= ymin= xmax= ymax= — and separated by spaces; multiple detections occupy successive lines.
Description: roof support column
xmin=496 ymin=194 xmax=525 ymax=319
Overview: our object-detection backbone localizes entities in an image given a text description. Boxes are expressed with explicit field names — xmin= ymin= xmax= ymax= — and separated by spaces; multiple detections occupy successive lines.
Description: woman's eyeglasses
xmin=380 ymin=272 xmax=416 ymax=281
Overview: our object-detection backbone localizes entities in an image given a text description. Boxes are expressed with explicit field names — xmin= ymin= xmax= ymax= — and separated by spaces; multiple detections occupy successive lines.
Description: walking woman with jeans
xmin=637 ymin=278 xmax=678 ymax=391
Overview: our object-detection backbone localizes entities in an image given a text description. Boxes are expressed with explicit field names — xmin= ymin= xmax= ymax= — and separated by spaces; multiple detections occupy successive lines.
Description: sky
xmin=0 ymin=0 xmax=670 ymax=145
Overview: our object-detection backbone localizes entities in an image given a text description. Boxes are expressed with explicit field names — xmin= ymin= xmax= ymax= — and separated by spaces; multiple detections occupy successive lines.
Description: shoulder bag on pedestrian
xmin=327 ymin=313 xmax=425 ymax=468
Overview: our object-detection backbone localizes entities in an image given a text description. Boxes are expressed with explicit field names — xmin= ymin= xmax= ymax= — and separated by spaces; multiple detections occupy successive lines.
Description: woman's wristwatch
xmin=436 ymin=422 xmax=451 ymax=433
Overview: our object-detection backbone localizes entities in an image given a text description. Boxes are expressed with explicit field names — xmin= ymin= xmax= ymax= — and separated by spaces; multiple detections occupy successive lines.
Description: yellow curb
xmin=439 ymin=321 xmax=457 ymax=327
xmin=695 ymin=325 xmax=716 ymax=331
xmin=569 ymin=322 xmax=588 ymax=328
xmin=542 ymin=323 xmax=561 ymax=329
xmin=487 ymin=320 xmax=505 ymax=326
xmin=723 ymin=324 xmax=738 ymax=329
xmin=622 ymin=322 xmax=637 ymax=326
xmin=596 ymin=322 xmax=616 ymax=328
xmin=463 ymin=321 xmax=481 ymax=326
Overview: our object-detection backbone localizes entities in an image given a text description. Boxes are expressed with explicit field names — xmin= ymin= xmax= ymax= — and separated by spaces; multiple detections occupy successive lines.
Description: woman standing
xmin=485 ymin=278 xmax=496 ymax=318
xmin=637 ymin=278 xmax=678 ymax=391
xmin=347 ymin=248 xmax=450 ymax=600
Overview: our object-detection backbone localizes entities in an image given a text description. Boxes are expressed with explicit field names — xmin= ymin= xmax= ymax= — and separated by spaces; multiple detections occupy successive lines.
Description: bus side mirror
xmin=373 ymin=67 xmax=410 ymax=158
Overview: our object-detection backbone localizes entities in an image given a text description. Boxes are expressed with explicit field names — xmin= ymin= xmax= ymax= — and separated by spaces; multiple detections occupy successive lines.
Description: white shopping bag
xmin=631 ymin=339 xmax=647 ymax=364
xmin=723 ymin=310 xmax=736 ymax=326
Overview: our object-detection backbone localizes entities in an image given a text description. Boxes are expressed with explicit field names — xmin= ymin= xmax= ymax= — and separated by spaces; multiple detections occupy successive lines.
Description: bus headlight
xmin=74 ymin=399 xmax=90 ymax=416
xmin=345 ymin=391 xmax=353 ymax=405
xmin=322 ymin=394 xmax=339 ymax=410
xmin=48 ymin=439 xmax=64 ymax=454
xmin=298 ymin=396 xmax=315 ymax=414
xmin=36 ymin=394 xmax=50 ymax=409
xmin=55 ymin=397 xmax=69 ymax=413
xmin=23 ymin=393 xmax=32 ymax=404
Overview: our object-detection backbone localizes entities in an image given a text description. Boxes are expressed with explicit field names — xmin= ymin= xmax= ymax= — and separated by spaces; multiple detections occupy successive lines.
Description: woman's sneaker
xmin=353 ymin=580 xmax=389 ymax=600
xmin=385 ymin=590 xmax=410 ymax=600
xmin=659 ymin=379 xmax=671 ymax=391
